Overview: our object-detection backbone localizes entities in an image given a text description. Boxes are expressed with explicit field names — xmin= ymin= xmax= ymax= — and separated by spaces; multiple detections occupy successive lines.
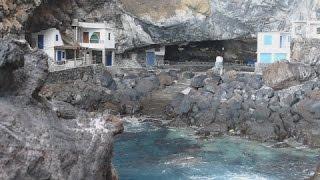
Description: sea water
xmin=113 ymin=118 xmax=319 ymax=180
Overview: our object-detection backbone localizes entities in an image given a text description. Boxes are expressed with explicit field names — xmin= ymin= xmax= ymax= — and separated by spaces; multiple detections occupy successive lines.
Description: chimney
xmin=72 ymin=19 xmax=79 ymax=27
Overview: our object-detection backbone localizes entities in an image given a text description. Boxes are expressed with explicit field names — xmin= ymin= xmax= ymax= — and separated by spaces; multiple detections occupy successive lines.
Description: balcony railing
xmin=48 ymin=57 xmax=94 ymax=72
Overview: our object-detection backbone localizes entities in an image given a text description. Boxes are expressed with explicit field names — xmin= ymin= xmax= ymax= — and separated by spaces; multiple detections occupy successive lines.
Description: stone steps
xmin=141 ymin=80 xmax=190 ymax=118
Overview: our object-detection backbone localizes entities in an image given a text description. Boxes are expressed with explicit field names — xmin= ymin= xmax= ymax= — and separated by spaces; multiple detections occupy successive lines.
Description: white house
xmin=31 ymin=20 xmax=116 ymax=71
xmin=72 ymin=19 xmax=116 ymax=66
xmin=257 ymin=32 xmax=291 ymax=64
xmin=31 ymin=28 xmax=67 ymax=63
xmin=292 ymin=20 xmax=320 ymax=39
xmin=145 ymin=46 xmax=166 ymax=67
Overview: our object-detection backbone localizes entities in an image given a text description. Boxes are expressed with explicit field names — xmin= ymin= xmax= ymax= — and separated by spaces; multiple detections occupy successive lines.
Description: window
xmin=260 ymin=53 xmax=272 ymax=63
xmin=62 ymin=52 xmax=65 ymax=59
xmin=274 ymin=53 xmax=287 ymax=62
xmin=56 ymin=34 xmax=59 ymax=41
xmin=317 ymin=27 xmax=320 ymax=34
xmin=108 ymin=33 xmax=111 ymax=40
xmin=280 ymin=35 xmax=289 ymax=48
xmin=263 ymin=35 xmax=273 ymax=45
xmin=155 ymin=47 xmax=160 ymax=52
xmin=90 ymin=32 xmax=100 ymax=43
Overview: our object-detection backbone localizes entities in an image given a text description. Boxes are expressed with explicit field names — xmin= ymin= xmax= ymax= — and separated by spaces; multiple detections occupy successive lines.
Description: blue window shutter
xmin=260 ymin=53 xmax=273 ymax=63
xmin=38 ymin=35 xmax=44 ymax=49
xmin=264 ymin=35 xmax=273 ymax=45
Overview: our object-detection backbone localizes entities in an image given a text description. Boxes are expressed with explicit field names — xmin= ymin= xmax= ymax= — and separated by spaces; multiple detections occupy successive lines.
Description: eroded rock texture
xmin=2 ymin=0 xmax=320 ymax=51
xmin=0 ymin=39 xmax=117 ymax=180
xmin=166 ymin=65 xmax=320 ymax=147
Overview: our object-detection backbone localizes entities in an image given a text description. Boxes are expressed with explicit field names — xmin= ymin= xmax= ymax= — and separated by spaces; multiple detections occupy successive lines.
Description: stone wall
xmin=46 ymin=65 xmax=106 ymax=84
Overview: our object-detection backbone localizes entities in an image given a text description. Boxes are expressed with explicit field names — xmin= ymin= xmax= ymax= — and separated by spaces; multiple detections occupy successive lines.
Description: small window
xmin=56 ymin=35 xmax=59 ymax=41
xmin=317 ymin=27 xmax=320 ymax=34
xmin=108 ymin=33 xmax=111 ymax=40
xmin=90 ymin=32 xmax=100 ymax=43
xmin=264 ymin=35 xmax=273 ymax=45
xmin=62 ymin=52 xmax=65 ymax=58
xmin=155 ymin=47 xmax=160 ymax=52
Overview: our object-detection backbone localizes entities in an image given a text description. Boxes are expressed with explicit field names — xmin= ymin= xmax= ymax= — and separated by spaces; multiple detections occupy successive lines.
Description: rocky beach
xmin=1 ymin=0 xmax=320 ymax=179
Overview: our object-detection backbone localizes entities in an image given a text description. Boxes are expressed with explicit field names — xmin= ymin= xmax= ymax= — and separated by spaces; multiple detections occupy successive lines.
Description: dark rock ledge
xmin=0 ymin=38 xmax=118 ymax=180
xmin=165 ymin=62 xmax=320 ymax=148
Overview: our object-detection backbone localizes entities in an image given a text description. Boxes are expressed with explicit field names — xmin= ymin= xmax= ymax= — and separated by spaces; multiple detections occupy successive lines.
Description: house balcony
xmin=80 ymin=41 xmax=105 ymax=50
xmin=79 ymin=40 xmax=115 ymax=50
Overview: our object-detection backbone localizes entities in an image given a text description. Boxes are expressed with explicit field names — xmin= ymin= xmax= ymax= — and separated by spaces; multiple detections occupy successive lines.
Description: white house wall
xmin=78 ymin=28 xmax=115 ymax=49
xmin=310 ymin=23 xmax=320 ymax=38
xmin=257 ymin=32 xmax=290 ymax=53
xmin=257 ymin=32 xmax=291 ymax=63
xmin=155 ymin=46 xmax=166 ymax=56
xmin=292 ymin=21 xmax=320 ymax=39
xmin=32 ymin=28 xmax=64 ymax=60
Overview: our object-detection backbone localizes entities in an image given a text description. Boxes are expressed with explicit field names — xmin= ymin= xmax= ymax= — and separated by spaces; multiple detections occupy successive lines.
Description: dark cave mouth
xmin=164 ymin=39 xmax=257 ymax=64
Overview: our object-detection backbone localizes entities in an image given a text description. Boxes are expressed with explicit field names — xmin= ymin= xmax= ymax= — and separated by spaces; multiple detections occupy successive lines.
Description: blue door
xmin=57 ymin=51 xmax=62 ymax=62
xmin=38 ymin=35 xmax=44 ymax=49
xmin=146 ymin=52 xmax=155 ymax=66
xmin=106 ymin=52 xmax=112 ymax=66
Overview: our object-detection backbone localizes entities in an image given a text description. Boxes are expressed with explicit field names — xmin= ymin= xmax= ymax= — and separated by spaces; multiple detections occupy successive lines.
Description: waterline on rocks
xmin=114 ymin=117 xmax=319 ymax=180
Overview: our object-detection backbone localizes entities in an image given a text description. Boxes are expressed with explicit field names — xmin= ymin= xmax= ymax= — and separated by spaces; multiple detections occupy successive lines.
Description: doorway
xmin=92 ymin=50 xmax=102 ymax=64
xmin=38 ymin=35 xmax=44 ymax=49
xmin=146 ymin=52 xmax=156 ymax=66
xmin=83 ymin=32 xmax=89 ymax=43
xmin=106 ymin=51 xmax=112 ymax=66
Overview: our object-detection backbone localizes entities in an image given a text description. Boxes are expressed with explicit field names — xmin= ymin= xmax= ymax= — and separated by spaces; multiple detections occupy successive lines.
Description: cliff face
xmin=1 ymin=0 xmax=319 ymax=51
xmin=0 ymin=38 xmax=118 ymax=180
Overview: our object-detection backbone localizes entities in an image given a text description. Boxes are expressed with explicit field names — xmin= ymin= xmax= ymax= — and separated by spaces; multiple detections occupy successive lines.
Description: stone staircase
xmin=141 ymin=79 xmax=190 ymax=119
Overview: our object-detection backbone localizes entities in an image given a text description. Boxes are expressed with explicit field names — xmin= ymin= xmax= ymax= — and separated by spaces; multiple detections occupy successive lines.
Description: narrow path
xmin=141 ymin=79 xmax=190 ymax=118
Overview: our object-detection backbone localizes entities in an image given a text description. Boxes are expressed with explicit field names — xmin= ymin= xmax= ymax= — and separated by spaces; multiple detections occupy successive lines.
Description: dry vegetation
xmin=119 ymin=0 xmax=211 ymax=21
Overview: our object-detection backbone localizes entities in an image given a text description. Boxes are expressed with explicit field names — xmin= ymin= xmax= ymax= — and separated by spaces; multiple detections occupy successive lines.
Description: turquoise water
xmin=113 ymin=118 xmax=319 ymax=180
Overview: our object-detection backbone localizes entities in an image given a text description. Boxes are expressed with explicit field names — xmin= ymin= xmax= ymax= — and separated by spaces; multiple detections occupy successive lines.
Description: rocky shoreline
xmin=36 ymin=57 xmax=320 ymax=178
xmin=165 ymin=62 xmax=320 ymax=147
xmin=1 ymin=39 xmax=319 ymax=178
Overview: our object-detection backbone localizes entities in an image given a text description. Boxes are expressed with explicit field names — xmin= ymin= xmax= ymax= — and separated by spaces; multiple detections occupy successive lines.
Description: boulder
xmin=105 ymin=115 xmax=124 ymax=136
xmin=182 ymin=71 xmax=195 ymax=79
xmin=263 ymin=62 xmax=316 ymax=90
xmin=49 ymin=100 xmax=77 ymax=119
xmin=158 ymin=72 xmax=174 ymax=86
xmin=0 ymin=39 xmax=48 ymax=97
xmin=242 ymin=121 xmax=278 ymax=142
xmin=100 ymin=70 xmax=117 ymax=90
xmin=168 ymin=69 xmax=179 ymax=79
xmin=191 ymin=75 xmax=207 ymax=88
xmin=135 ymin=76 xmax=160 ymax=95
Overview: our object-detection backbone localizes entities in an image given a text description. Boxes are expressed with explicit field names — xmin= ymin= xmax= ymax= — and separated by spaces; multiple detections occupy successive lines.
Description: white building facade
xmin=292 ymin=21 xmax=320 ymax=39
xmin=31 ymin=20 xmax=116 ymax=71
xmin=31 ymin=28 xmax=66 ymax=62
xmin=72 ymin=20 xmax=116 ymax=67
xmin=257 ymin=32 xmax=291 ymax=64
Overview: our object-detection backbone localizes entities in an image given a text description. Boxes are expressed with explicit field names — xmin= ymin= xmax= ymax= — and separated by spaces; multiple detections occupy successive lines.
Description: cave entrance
xmin=164 ymin=39 xmax=257 ymax=66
